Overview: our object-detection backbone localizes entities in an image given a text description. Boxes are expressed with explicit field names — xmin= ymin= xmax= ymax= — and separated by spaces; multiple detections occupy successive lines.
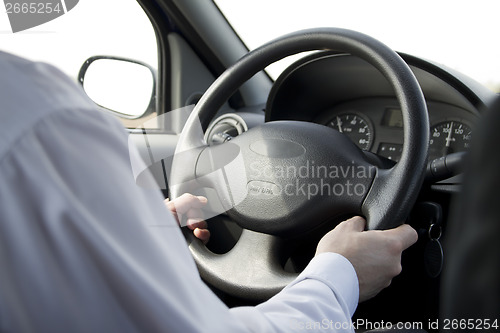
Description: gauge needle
xmin=445 ymin=122 xmax=454 ymax=147
xmin=336 ymin=116 xmax=343 ymax=133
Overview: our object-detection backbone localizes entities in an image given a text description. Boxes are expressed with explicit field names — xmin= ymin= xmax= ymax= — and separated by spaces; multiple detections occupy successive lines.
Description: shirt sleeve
xmin=231 ymin=253 xmax=358 ymax=332
xmin=0 ymin=57 xmax=358 ymax=333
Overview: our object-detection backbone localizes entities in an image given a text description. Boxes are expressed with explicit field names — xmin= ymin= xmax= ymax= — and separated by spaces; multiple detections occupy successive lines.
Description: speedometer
xmin=326 ymin=113 xmax=373 ymax=150
xmin=429 ymin=121 xmax=472 ymax=160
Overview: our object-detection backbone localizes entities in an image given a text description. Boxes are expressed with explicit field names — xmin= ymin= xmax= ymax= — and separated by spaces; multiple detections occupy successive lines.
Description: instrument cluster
xmin=315 ymin=98 xmax=477 ymax=162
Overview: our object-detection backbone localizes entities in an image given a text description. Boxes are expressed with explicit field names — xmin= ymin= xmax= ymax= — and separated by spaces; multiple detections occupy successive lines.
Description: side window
xmin=0 ymin=0 xmax=158 ymax=128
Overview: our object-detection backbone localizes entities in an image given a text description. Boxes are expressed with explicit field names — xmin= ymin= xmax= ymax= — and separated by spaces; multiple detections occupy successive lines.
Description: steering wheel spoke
xmin=186 ymin=229 xmax=296 ymax=300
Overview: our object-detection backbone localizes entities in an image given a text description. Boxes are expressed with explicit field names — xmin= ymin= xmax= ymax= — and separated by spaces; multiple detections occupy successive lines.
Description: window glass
xmin=0 ymin=0 xmax=158 ymax=127
xmin=215 ymin=0 xmax=500 ymax=93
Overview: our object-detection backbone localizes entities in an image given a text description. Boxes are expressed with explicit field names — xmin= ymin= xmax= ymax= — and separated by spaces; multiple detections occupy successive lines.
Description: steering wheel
xmin=170 ymin=28 xmax=429 ymax=301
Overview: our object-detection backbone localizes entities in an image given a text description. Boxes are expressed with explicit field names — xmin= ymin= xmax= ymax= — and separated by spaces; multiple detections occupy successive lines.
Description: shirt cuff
xmin=284 ymin=252 xmax=359 ymax=317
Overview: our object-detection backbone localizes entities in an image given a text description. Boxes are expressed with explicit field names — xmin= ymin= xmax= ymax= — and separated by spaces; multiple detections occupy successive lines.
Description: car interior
xmin=3 ymin=0 xmax=498 ymax=331
xmin=85 ymin=1 xmax=498 ymax=331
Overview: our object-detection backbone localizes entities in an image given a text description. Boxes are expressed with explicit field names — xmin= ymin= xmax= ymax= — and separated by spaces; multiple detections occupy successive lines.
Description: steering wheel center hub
xmin=197 ymin=121 xmax=376 ymax=236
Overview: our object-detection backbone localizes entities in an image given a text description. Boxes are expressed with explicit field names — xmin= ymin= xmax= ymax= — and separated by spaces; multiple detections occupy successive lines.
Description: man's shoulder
xmin=0 ymin=51 xmax=112 ymax=161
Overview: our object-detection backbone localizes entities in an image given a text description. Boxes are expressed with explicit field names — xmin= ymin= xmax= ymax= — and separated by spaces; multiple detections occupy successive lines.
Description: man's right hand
xmin=165 ymin=193 xmax=210 ymax=244
xmin=315 ymin=216 xmax=418 ymax=302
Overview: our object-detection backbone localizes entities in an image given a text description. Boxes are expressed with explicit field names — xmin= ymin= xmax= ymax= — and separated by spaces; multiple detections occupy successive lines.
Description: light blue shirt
xmin=0 ymin=51 xmax=358 ymax=332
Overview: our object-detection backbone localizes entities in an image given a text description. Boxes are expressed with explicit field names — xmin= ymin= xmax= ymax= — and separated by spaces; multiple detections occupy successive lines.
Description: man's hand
xmin=316 ymin=216 xmax=418 ymax=302
xmin=165 ymin=193 xmax=210 ymax=244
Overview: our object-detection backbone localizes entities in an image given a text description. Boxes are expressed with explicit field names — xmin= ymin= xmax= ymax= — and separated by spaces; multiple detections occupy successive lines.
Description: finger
xmin=165 ymin=198 xmax=176 ymax=212
xmin=169 ymin=194 xmax=208 ymax=215
xmin=342 ymin=216 xmax=366 ymax=232
xmin=387 ymin=224 xmax=418 ymax=250
xmin=186 ymin=219 xmax=208 ymax=230
xmin=186 ymin=208 xmax=204 ymax=219
xmin=163 ymin=199 xmax=179 ymax=224
xmin=185 ymin=208 xmax=206 ymax=228
xmin=193 ymin=228 xmax=210 ymax=245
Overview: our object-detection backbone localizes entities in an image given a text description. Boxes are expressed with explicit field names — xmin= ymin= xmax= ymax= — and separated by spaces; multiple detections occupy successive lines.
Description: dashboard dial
xmin=429 ymin=121 xmax=472 ymax=160
xmin=327 ymin=113 xmax=373 ymax=150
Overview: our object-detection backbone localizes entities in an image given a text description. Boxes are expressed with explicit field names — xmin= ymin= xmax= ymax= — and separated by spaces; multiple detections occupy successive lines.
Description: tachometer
xmin=429 ymin=121 xmax=472 ymax=160
xmin=327 ymin=113 xmax=373 ymax=150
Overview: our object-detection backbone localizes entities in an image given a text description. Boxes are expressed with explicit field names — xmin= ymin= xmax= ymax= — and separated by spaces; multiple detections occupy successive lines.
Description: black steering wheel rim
xmin=170 ymin=28 xmax=429 ymax=300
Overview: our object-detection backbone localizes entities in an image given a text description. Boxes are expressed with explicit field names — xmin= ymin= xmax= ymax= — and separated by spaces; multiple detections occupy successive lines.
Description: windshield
xmin=215 ymin=0 xmax=500 ymax=93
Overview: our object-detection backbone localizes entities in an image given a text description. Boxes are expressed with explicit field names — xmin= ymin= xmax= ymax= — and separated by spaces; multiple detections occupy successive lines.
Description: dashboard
xmin=206 ymin=52 xmax=490 ymax=186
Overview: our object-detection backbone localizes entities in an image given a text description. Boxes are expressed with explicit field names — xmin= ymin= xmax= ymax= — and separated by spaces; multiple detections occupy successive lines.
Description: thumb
xmin=342 ymin=216 xmax=366 ymax=232
xmin=387 ymin=224 xmax=418 ymax=250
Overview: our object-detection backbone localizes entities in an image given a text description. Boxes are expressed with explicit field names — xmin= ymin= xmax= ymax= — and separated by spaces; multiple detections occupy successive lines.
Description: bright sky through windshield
xmin=215 ymin=0 xmax=500 ymax=92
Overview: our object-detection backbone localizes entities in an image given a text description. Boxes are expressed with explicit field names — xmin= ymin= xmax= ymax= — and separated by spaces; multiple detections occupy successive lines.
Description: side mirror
xmin=78 ymin=56 xmax=156 ymax=119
